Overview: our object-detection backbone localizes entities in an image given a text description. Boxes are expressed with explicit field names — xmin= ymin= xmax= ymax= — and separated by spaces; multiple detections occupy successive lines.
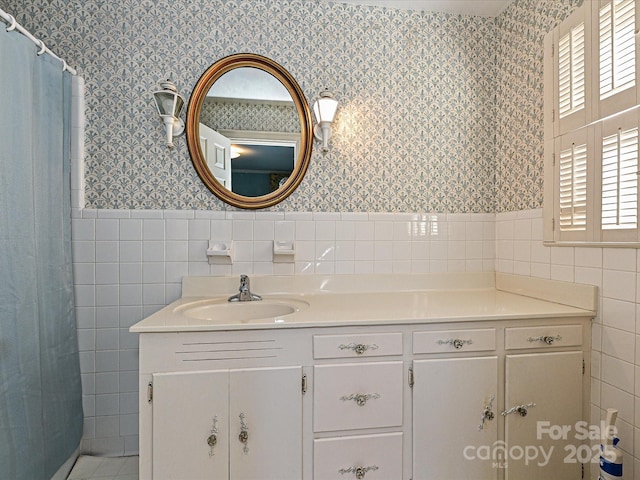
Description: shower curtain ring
xmin=36 ymin=39 xmax=46 ymax=55
xmin=6 ymin=14 xmax=17 ymax=32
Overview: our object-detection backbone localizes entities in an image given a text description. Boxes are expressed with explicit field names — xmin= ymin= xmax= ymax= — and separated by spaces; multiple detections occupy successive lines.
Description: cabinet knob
xmin=338 ymin=465 xmax=379 ymax=479
xmin=527 ymin=334 xmax=562 ymax=345
xmin=338 ymin=342 xmax=379 ymax=355
xmin=478 ymin=394 xmax=495 ymax=430
xmin=501 ymin=402 xmax=536 ymax=417
xmin=436 ymin=338 xmax=473 ymax=349
xmin=207 ymin=416 xmax=219 ymax=457
xmin=238 ymin=412 xmax=249 ymax=454
xmin=340 ymin=392 xmax=381 ymax=407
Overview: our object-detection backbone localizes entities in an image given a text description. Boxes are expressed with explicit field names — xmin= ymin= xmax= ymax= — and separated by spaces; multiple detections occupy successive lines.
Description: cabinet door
xmin=229 ymin=366 xmax=303 ymax=480
xmin=413 ymin=356 xmax=499 ymax=480
xmin=505 ymin=351 xmax=583 ymax=480
xmin=152 ymin=370 xmax=229 ymax=480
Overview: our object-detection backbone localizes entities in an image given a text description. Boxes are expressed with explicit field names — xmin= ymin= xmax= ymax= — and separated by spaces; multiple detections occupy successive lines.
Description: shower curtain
xmin=0 ymin=23 xmax=83 ymax=480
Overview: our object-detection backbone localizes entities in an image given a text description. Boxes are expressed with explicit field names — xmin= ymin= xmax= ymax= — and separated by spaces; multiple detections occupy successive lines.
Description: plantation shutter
xmin=555 ymin=4 xmax=592 ymax=135
xmin=559 ymin=23 xmax=585 ymax=117
xmin=599 ymin=109 xmax=640 ymax=241
xmin=559 ymin=144 xmax=588 ymax=231
xmin=597 ymin=0 xmax=639 ymax=117
xmin=555 ymin=127 xmax=593 ymax=241
xmin=545 ymin=1 xmax=640 ymax=245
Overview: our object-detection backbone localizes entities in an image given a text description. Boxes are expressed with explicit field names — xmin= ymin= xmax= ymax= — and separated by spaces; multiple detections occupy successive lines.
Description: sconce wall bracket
xmin=153 ymin=79 xmax=185 ymax=148
xmin=312 ymin=89 xmax=338 ymax=154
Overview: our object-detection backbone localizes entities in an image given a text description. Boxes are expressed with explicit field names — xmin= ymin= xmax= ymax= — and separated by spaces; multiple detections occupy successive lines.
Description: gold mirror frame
xmin=186 ymin=53 xmax=313 ymax=209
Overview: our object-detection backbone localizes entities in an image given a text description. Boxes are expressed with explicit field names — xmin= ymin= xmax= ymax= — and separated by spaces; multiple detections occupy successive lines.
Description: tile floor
xmin=67 ymin=456 xmax=139 ymax=480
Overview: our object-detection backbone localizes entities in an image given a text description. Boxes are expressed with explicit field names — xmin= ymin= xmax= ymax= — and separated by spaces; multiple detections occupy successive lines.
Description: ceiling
xmin=319 ymin=0 xmax=515 ymax=17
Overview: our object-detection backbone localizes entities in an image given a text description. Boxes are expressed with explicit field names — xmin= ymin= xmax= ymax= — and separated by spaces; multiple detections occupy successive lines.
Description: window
xmin=545 ymin=0 xmax=640 ymax=244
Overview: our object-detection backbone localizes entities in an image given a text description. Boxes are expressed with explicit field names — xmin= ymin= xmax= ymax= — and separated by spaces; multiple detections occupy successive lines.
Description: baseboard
xmin=50 ymin=446 xmax=80 ymax=480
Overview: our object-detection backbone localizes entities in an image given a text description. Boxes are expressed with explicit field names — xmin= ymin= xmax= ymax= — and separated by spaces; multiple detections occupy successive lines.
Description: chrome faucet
xmin=228 ymin=274 xmax=262 ymax=302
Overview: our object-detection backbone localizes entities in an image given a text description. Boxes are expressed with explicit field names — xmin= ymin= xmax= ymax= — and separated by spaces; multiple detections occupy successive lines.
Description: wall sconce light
xmin=153 ymin=80 xmax=185 ymax=148
xmin=312 ymin=89 xmax=338 ymax=153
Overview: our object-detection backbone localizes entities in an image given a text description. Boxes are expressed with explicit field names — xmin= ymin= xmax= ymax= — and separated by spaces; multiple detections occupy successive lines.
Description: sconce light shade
xmin=153 ymin=80 xmax=185 ymax=148
xmin=312 ymin=89 xmax=338 ymax=153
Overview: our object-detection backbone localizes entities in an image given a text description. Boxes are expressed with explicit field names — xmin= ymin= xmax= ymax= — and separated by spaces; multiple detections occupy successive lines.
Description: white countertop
xmin=130 ymin=273 xmax=597 ymax=333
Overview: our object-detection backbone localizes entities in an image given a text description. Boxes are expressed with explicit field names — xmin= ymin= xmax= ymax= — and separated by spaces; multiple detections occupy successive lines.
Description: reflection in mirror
xmin=199 ymin=68 xmax=300 ymax=196
xmin=219 ymin=133 xmax=296 ymax=197
xmin=186 ymin=54 xmax=313 ymax=209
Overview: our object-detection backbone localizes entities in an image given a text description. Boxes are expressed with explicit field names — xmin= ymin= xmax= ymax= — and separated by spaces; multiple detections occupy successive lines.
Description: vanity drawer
xmin=505 ymin=324 xmax=583 ymax=350
xmin=314 ymin=362 xmax=403 ymax=432
xmin=313 ymin=332 xmax=402 ymax=359
xmin=314 ymin=432 xmax=403 ymax=480
xmin=413 ymin=328 xmax=496 ymax=354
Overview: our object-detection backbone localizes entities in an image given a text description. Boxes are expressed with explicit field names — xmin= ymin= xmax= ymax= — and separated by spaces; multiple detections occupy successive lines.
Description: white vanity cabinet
xmin=504 ymin=352 xmax=583 ymax=480
xmin=137 ymin=330 xmax=307 ymax=480
xmin=312 ymin=332 xmax=405 ymax=480
xmin=412 ymin=328 xmax=499 ymax=480
xmin=413 ymin=355 xmax=499 ymax=480
xmin=137 ymin=320 xmax=591 ymax=480
xmin=412 ymin=323 xmax=587 ymax=480
xmin=151 ymin=366 xmax=303 ymax=480
xmin=133 ymin=274 xmax=596 ymax=480
xmin=503 ymin=324 xmax=585 ymax=480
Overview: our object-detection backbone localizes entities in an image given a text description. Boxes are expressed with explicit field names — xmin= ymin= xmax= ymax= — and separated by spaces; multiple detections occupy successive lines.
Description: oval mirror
xmin=186 ymin=54 xmax=313 ymax=209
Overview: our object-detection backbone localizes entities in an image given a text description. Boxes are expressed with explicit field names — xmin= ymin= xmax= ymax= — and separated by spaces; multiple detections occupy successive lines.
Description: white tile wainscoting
xmin=496 ymin=208 xmax=640 ymax=480
xmin=71 ymin=208 xmax=495 ymax=456
xmin=73 ymin=206 xmax=640 ymax=478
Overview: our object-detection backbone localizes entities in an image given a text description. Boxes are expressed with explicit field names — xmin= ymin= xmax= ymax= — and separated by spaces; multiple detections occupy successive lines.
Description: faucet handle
xmin=238 ymin=274 xmax=250 ymax=293
xmin=229 ymin=274 xmax=262 ymax=301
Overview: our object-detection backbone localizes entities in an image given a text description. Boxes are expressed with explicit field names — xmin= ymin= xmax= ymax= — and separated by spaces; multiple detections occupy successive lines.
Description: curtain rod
xmin=0 ymin=8 xmax=77 ymax=75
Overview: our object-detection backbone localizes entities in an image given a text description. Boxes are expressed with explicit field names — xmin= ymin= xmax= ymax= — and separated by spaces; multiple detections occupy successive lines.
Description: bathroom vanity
xmin=131 ymin=272 xmax=596 ymax=480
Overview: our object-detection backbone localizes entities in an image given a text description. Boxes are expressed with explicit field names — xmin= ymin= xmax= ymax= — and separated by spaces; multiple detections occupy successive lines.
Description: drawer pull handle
xmin=340 ymin=392 xmax=381 ymax=406
xmin=207 ymin=416 xmax=219 ymax=457
xmin=437 ymin=338 xmax=473 ymax=349
xmin=478 ymin=394 xmax=495 ymax=431
xmin=527 ymin=335 xmax=562 ymax=345
xmin=339 ymin=465 xmax=379 ymax=479
xmin=238 ymin=412 xmax=249 ymax=454
xmin=338 ymin=342 xmax=379 ymax=355
xmin=502 ymin=402 xmax=536 ymax=417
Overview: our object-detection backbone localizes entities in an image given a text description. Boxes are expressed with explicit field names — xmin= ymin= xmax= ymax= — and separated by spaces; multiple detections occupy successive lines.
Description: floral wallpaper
xmin=6 ymin=0 xmax=496 ymax=212
xmin=6 ymin=0 xmax=579 ymax=212
xmin=493 ymin=0 xmax=581 ymax=212
xmin=200 ymin=98 xmax=300 ymax=133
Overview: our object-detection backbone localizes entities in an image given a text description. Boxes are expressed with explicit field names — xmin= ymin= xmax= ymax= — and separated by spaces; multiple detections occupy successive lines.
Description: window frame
xmin=544 ymin=0 xmax=640 ymax=246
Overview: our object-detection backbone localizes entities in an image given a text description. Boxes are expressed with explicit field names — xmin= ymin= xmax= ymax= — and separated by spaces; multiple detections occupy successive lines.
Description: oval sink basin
xmin=175 ymin=297 xmax=309 ymax=323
